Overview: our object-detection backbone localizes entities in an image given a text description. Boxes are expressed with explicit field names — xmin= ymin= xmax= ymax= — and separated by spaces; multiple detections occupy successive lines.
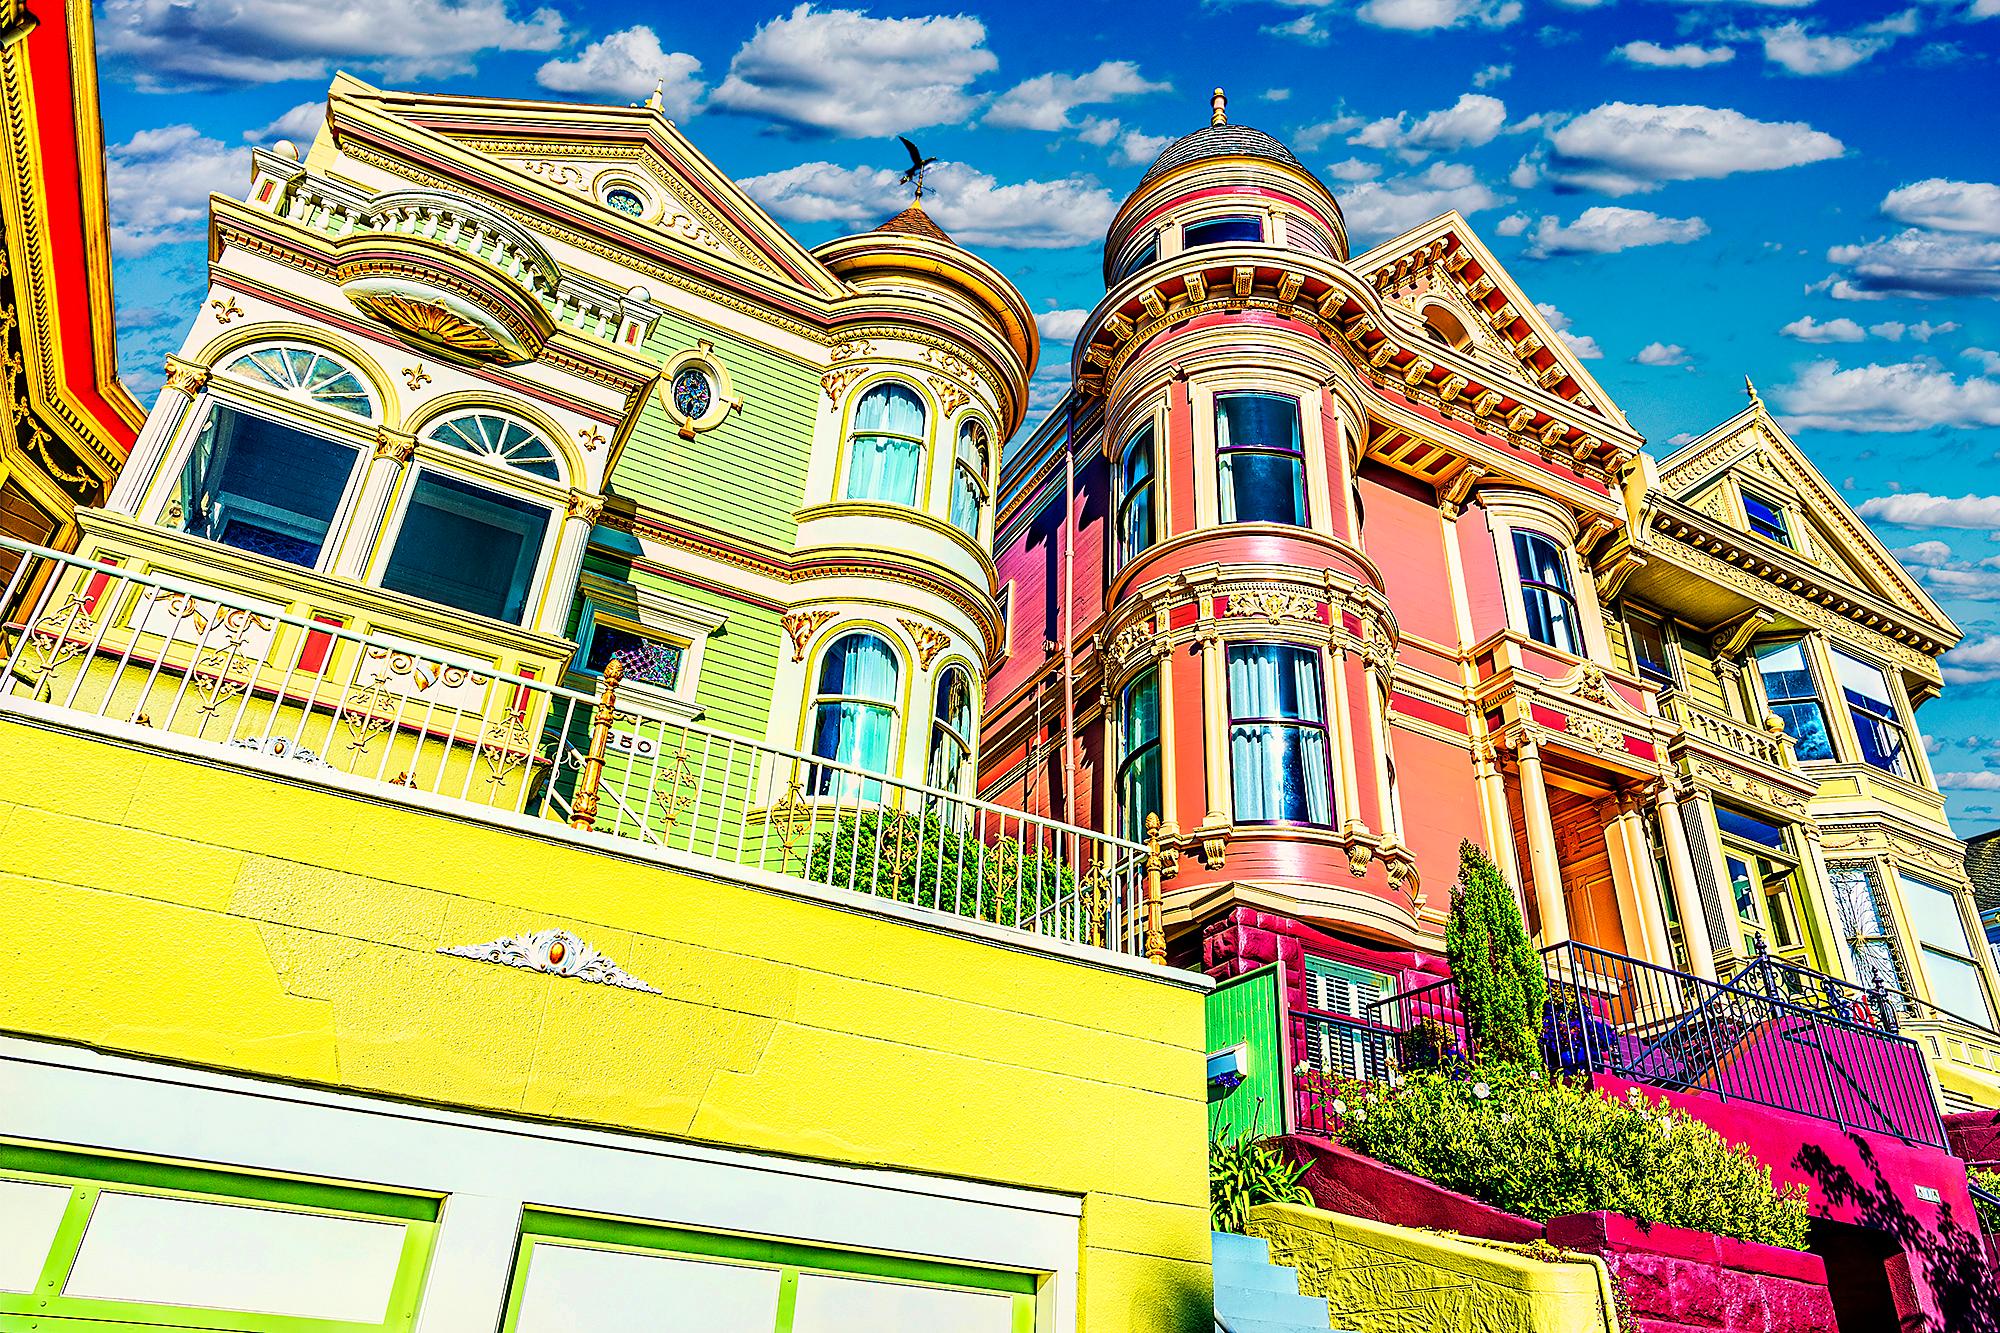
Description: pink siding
xmin=1455 ymin=504 xmax=1509 ymax=643
xmin=1357 ymin=462 xmax=1454 ymax=646
xmin=1390 ymin=725 xmax=1485 ymax=887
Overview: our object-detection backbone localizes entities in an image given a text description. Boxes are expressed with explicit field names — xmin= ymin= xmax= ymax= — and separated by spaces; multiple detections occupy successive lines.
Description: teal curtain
xmin=811 ymin=632 xmax=899 ymax=794
xmin=846 ymin=384 xmax=925 ymax=505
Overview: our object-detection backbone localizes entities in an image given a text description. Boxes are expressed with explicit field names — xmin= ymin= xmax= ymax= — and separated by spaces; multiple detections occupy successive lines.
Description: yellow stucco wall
xmin=0 ymin=716 xmax=1213 ymax=1330
xmin=1246 ymin=1203 xmax=1618 ymax=1333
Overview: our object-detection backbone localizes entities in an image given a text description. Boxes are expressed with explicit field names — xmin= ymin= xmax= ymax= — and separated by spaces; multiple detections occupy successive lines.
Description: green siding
xmin=1206 ymin=964 xmax=1287 ymax=1141
xmin=1674 ymin=623 xmax=1733 ymax=716
xmin=612 ymin=309 xmax=820 ymax=549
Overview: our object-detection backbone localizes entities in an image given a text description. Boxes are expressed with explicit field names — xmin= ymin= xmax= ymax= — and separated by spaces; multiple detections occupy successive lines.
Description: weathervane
xmin=897 ymin=136 xmax=941 ymax=203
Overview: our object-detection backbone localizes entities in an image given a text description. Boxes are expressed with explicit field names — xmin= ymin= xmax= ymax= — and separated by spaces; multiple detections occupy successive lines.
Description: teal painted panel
xmin=610 ymin=309 xmax=820 ymax=549
xmin=1205 ymin=964 xmax=1287 ymax=1141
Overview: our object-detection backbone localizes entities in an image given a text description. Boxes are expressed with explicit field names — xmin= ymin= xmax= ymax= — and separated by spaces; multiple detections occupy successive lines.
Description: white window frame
xmin=574 ymin=573 xmax=727 ymax=720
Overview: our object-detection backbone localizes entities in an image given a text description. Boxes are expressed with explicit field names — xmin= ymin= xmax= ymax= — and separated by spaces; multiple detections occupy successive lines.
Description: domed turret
xmin=1102 ymin=88 xmax=1346 ymax=285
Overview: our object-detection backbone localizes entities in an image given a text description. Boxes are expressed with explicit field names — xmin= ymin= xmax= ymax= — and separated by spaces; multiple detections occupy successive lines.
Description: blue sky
xmin=92 ymin=0 xmax=2000 ymax=823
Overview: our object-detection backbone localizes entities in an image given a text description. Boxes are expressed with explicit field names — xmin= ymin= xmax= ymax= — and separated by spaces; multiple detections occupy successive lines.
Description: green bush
xmin=1973 ymin=1166 xmax=2000 ymax=1241
xmin=808 ymin=808 xmax=1088 ymax=936
xmin=1448 ymin=840 xmax=1547 ymax=1072
xmin=1336 ymin=1068 xmax=1812 ymax=1250
xmin=1210 ymin=1130 xmax=1312 ymax=1233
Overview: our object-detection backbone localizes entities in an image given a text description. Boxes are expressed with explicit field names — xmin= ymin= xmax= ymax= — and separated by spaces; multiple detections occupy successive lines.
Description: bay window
xmin=1901 ymin=871 xmax=1992 ymax=1025
xmin=1117 ymin=423 xmax=1157 ymax=563
xmin=1715 ymin=803 xmax=1812 ymax=968
xmin=1227 ymin=643 xmax=1332 ymax=826
xmin=1753 ymin=640 xmax=1834 ymax=760
xmin=1830 ymin=646 xmax=1910 ymax=778
xmin=809 ymin=630 xmax=899 ymax=797
xmin=844 ymin=383 xmax=926 ymax=506
xmin=1216 ymin=392 xmax=1306 ymax=527
xmin=949 ymin=421 xmax=987 ymax=540
xmin=926 ymin=665 xmax=975 ymax=793
xmin=1117 ymin=668 xmax=1162 ymax=843
xmin=380 ymin=472 xmax=549 ymax=623
xmin=1827 ymin=861 xmax=1910 ymax=994
xmin=170 ymin=405 xmax=362 ymax=569
xmin=1511 ymin=530 xmax=1580 ymax=655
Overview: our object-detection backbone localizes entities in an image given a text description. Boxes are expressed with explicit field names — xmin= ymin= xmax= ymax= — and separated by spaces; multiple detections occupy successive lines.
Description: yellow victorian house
xmin=1603 ymin=388 xmax=2000 ymax=1111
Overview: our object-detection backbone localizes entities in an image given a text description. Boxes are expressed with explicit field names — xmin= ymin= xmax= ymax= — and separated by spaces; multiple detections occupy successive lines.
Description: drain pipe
xmin=1060 ymin=398 xmax=1078 ymax=835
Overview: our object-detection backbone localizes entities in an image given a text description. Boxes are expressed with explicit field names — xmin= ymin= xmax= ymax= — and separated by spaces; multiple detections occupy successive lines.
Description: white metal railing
xmin=1660 ymin=694 xmax=1796 ymax=771
xmin=0 ymin=536 xmax=1158 ymax=959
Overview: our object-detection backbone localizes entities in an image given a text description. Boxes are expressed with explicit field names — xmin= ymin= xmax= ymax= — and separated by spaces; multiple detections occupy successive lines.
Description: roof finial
xmin=646 ymin=79 xmax=663 ymax=112
xmin=1745 ymin=374 xmax=1761 ymax=407
xmin=1211 ymin=87 xmax=1228 ymax=126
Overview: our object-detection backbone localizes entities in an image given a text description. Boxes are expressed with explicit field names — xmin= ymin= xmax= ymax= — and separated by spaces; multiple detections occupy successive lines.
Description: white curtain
xmin=1227 ymin=645 xmax=1332 ymax=825
xmin=846 ymin=385 xmax=925 ymax=505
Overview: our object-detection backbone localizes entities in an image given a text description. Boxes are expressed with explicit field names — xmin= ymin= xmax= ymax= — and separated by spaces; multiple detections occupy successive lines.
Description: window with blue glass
xmin=950 ymin=420 xmax=988 ymax=540
xmin=1117 ymin=668 xmax=1162 ymax=843
xmin=1741 ymin=490 xmax=1791 ymax=546
xmin=1117 ymin=422 xmax=1157 ymax=564
xmin=1511 ymin=531 xmax=1581 ymax=655
xmin=844 ymin=382 xmax=926 ymax=506
xmin=1625 ymin=612 xmax=1676 ymax=690
xmin=172 ymin=405 xmax=362 ymax=569
xmin=1227 ymin=643 xmax=1332 ymax=826
xmin=1831 ymin=646 xmax=1909 ymax=778
xmin=1216 ymin=392 xmax=1306 ymax=527
xmin=380 ymin=472 xmax=549 ymax=623
xmin=927 ymin=665 xmax=975 ymax=793
xmin=1114 ymin=232 xmax=1159 ymax=280
xmin=1183 ymin=215 xmax=1262 ymax=249
xmin=809 ymin=630 xmax=899 ymax=797
xmin=1901 ymin=871 xmax=1993 ymax=1026
xmin=1753 ymin=640 xmax=1834 ymax=760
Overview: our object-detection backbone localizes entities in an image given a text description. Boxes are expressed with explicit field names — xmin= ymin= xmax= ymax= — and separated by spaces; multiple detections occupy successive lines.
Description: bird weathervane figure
xmin=897 ymin=136 xmax=941 ymax=204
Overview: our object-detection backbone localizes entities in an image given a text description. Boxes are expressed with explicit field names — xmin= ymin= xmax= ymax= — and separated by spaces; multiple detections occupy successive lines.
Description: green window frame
xmin=501 ymin=1209 xmax=1040 ymax=1332
xmin=0 ymin=1142 xmax=438 ymax=1332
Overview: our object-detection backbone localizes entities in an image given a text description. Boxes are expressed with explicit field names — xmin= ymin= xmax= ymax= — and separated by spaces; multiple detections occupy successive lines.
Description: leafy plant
xmin=1973 ymin=1166 xmax=2000 ymax=1242
xmin=809 ymin=808 xmax=1090 ymax=936
xmin=1397 ymin=1016 xmax=1467 ymax=1074
xmin=1447 ymin=840 xmax=1547 ymax=1072
xmin=1211 ymin=1129 xmax=1312 ymax=1233
xmin=1335 ymin=1067 xmax=1811 ymax=1250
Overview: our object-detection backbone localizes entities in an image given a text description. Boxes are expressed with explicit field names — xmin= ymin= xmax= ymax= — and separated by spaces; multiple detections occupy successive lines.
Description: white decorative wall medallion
xmin=437 ymin=929 xmax=660 ymax=994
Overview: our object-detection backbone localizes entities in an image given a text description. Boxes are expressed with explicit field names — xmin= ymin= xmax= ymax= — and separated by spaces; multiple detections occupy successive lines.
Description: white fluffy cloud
xmin=1780 ymin=315 xmax=1866 ymax=343
xmin=1535 ymin=302 xmax=1603 ymax=359
xmin=1759 ymin=21 xmax=1894 ymax=75
xmin=1936 ymin=769 xmax=2000 ymax=787
xmin=983 ymin=61 xmax=1167 ymax=132
xmin=97 ymin=0 xmax=564 ymax=88
xmin=244 ymin=101 xmax=325 ymax=145
xmin=710 ymin=5 xmax=995 ymax=138
xmin=1881 ymin=179 xmax=2000 ymax=234
xmin=1633 ymin=342 xmax=1690 ymax=366
xmin=738 ymin=160 xmax=1116 ymax=249
xmin=1035 ymin=308 xmax=1089 ymax=343
xmin=1356 ymin=0 xmax=1521 ymax=30
xmin=1337 ymin=163 xmax=1506 ymax=242
xmin=1114 ymin=130 xmax=1171 ymax=166
xmin=107 ymin=124 xmax=242 ymax=256
xmin=1523 ymin=205 xmax=1708 ymax=258
xmin=536 ymin=26 xmax=704 ymax=115
xmin=1615 ymin=41 xmax=1736 ymax=68
xmin=1474 ymin=63 xmax=1512 ymax=87
xmin=1872 ymin=320 xmax=1957 ymax=341
xmin=1543 ymin=102 xmax=1842 ymax=196
xmin=1776 ymin=361 xmax=2000 ymax=433
xmin=1940 ymin=637 xmax=2000 ymax=686
xmin=1824 ymin=230 xmax=2000 ymax=301
xmin=1859 ymin=492 xmax=2000 ymax=528
xmin=1351 ymin=94 xmax=1508 ymax=162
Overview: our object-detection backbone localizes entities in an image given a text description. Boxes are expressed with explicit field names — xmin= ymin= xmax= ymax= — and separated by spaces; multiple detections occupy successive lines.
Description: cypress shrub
xmin=1447 ymin=839 xmax=1547 ymax=1072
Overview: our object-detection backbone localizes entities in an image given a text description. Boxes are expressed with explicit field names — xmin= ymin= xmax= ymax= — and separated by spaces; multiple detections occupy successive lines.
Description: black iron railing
xmin=1288 ymin=941 xmax=1947 ymax=1149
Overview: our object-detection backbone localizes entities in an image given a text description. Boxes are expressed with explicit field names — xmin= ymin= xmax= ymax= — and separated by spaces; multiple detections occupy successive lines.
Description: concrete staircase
xmin=1212 ymin=1230 xmax=1343 ymax=1333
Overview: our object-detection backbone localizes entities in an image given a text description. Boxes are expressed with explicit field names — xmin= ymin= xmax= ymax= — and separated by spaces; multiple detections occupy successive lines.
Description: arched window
xmin=426 ymin=413 xmax=561 ymax=481
xmin=380 ymin=472 xmax=551 ymax=624
xmin=950 ymin=421 xmax=988 ymax=540
xmin=1216 ymin=392 xmax=1306 ymax=527
xmin=1117 ymin=423 xmax=1156 ymax=564
xmin=844 ymin=383 xmax=926 ymax=506
xmin=809 ymin=630 xmax=900 ymax=796
xmin=1511 ymin=530 xmax=1581 ymax=655
xmin=1117 ymin=669 xmax=1162 ymax=844
xmin=927 ymin=665 xmax=976 ymax=792
xmin=1227 ymin=643 xmax=1332 ymax=826
xmin=224 ymin=346 xmax=373 ymax=417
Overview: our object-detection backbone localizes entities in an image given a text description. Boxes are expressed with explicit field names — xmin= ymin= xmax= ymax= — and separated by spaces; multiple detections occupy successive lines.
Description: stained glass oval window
xmin=426 ymin=412 xmax=561 ymax=480
xmin=225 ymin=346 xmax=374 ymax=417
xmin=605 ymin=188 xmax=644 ymax=218
xmin=671 ymin=367 xmax=714 ymax=421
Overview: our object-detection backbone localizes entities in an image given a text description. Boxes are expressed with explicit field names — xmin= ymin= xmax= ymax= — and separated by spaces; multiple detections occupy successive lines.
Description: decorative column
xmin=1154 ymin=640 xmax=1180 ymax=835
xmin=1325 ymin=636 xmax=1364 ymax=834
xmin=1653 ymin=782 xmax=1717 ymax=979
xmin=1198 ymin=626 xmax=1231 ymax=840
xmin=1797 ymin=823 xmax=1855 ymax=983
xmin=1514 ymin=737 xmax=1571 ymax=944
xmin=535 ymin=490 xmax=604 ymax=636
xmin=1608 ymin=792 xmax=1673 ymax=967
xmin=1470 ymin=735 xmax=1525 ymax=894
xmin=1361 ymin=629 xmax=1396 ymax=840
xmin=1683 ymin=786 xmax=1745 ymax=967
xmin=330 ymin=428 xmax=415 ymax=580
xmin=108 ymin=357 xmax=209 ymax=516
